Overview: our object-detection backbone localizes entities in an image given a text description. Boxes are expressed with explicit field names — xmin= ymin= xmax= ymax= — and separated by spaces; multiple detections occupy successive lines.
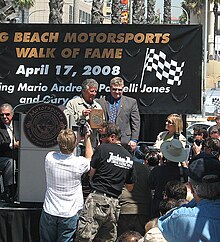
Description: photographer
xmin=188 ymin=127 xmax=208 ymax=159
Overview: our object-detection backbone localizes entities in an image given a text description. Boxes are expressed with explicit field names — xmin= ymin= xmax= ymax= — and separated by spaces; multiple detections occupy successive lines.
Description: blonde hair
xmin=167 ymin=114 xmax=183 ymax=133
xmin=110 ymin=76 xmax=124 ymax=86
xmin=57 ymin=129 xmax=76 ymax=154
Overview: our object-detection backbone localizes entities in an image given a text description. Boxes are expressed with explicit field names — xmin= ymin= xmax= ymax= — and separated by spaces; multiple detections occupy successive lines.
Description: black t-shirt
xmin=90 ymin=143 xmax=137 ymax=198
xmin=149 ymin=162 xmax=188 ymax=218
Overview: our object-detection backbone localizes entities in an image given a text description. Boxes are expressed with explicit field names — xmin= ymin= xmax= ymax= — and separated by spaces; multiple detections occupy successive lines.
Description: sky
xmin=155 ymin=0 xmax=183 ymax=19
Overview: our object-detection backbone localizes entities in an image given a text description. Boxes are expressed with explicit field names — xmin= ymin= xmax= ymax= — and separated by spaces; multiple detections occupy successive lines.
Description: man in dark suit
xmin=0 ymin=103 xmax=18 ymax=202
xmin=98 ymin=76 xmax=140 ymax=147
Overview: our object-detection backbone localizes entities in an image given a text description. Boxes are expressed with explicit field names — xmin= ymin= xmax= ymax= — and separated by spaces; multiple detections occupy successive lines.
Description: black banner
xmin=0 ymin=24 xmax=202 ymax=114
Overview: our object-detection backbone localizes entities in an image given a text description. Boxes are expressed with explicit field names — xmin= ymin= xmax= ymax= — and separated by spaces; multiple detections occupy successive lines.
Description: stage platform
xmin=0 ymin=201 xmax=42 ymax=242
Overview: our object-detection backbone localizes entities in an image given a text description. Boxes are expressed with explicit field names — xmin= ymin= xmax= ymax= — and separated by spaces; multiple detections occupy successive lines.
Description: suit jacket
xmin=0 ymin=121 xmax=18 ymax=159
xmin=98 ymin=95 xmax=140 ymax=143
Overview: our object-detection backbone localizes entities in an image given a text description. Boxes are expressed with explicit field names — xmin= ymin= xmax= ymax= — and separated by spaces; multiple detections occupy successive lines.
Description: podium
xmin=18 ymin=113 xmax=59 ymax=202
xmin=17 ymin=104 xmax=67 ymax=203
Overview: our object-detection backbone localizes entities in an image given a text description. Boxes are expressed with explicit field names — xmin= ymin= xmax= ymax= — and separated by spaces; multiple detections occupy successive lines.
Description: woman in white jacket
xmin=154 ymin=114 xmax=186 ymax=150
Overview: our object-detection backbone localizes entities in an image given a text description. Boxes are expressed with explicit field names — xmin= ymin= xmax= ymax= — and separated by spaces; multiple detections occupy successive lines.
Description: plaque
xmin=23 ymin=103 xmax=67 ymax=148
xmin=89 ymin=109 xmax=104 ymax=129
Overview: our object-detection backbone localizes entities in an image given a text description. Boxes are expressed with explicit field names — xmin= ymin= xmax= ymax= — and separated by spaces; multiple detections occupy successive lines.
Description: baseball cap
xmin=189 ymin=156 xmax=220 ymax=183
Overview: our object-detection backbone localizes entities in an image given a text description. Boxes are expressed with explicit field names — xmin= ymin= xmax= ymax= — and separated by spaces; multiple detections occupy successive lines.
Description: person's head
xmin=106 ymin=123 xmax=122 ymax=143
xmin=188 ymin=156 xmax=220 ymax=201
xmin=144 ymin=151 xmax=161 ymax=167
xmin=204 ymin=138 xmax=220 ymax=159
xmin=0 ymin=103 xmax=14 ymax=126
xmin=193 ymin=126 xmax=208 ymax=141
xmin=98 ymin=122 xmax=108 ymax=144
xmin=159 ymin=198 xmax=179 ymax=216
xmin=164 ymin=180 xmax=187 ymax=200
xmin=100 ymin=123 xmax=122 ymax=144
xmin=110 ymin=76 xmax=124 ymax=100
xmin=165 ymin=114 xmax=183 ymax=134
xmin=116 ymin=231 xmax=143 ymax=242
xmin=215 ymin=115 xmax=220 ymax=127
xmin=81 ymin=78 xmax=98 ymax=103
xmin=209 ymin=125 xmax=220 ymax=139
xmin=160 ymin=139 xmax=188 ymax=162
xmin=57 ymin=129 xmax=76 ymax=154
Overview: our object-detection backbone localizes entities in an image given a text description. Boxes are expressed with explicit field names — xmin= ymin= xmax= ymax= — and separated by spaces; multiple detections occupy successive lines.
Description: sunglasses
xmin=166 ymin=119 xmax=174 ymax=125
xmin=112 ymin=88 xmax=123 ymax=92
xmin=0 ymin=113 xmax=11 ymax=117
xmin=210 ymin=131 xmax=218 ymax=134
xmin=193 ymin=133 xmax=202 ymax=136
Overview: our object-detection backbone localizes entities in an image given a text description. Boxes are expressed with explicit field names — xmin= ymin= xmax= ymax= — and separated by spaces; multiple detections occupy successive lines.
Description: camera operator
xmin=188 ymin=127 xmax=208 ymax=159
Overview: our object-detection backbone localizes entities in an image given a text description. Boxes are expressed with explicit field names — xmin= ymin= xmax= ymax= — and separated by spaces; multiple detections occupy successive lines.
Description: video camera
xmin=187 ymin=136 xmax=205 ymax=146
xmin=134 ymin=142 xmax=159 ymax=160
xmin=78 ymin=119 xmax=87 ymax=136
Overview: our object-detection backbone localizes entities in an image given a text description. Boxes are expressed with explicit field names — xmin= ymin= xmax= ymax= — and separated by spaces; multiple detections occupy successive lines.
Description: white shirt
xmin=43 ymin=151 xmax=90 ymax=217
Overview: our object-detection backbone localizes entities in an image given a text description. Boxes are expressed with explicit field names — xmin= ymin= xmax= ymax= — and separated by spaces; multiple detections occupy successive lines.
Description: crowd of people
xmin=0 ymin=76 xmax=220 ymax=242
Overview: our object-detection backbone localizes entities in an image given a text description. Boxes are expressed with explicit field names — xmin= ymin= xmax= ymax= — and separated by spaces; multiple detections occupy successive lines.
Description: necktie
xmin=7 ymin=125 xmax=15 ymax=149
xmin=110 ymin=101 xmax=117 ymax=123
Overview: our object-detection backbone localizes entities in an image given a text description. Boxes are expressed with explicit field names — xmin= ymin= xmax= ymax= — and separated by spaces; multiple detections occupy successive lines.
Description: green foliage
xmin=13 ymin=0 xmax=34 ymax=9
xmin=179 ymin=13 xmax=187 ymax=23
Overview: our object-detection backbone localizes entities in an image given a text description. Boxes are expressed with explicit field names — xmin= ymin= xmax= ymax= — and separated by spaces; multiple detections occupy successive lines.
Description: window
xmin=69 ymin=5 xmax=74 ymax=23
xmin=106 ymin=0 xmax=111 ymax=7
xmin=79 ymin=10 xmax=91 ymax=24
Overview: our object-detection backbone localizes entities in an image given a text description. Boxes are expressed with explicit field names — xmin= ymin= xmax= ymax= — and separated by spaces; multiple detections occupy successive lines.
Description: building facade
xmin=18 ymin=0 xmax=92 ymax=24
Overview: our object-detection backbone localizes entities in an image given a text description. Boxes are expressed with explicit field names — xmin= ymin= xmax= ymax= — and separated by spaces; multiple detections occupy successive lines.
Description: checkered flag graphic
xmin=212 ymin=98 xmax=220 ymax=107
xmin=141 ymin=48 xmax=185 ymax=87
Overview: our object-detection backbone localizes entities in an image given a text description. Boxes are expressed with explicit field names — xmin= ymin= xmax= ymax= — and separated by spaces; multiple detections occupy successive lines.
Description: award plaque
xmin=90 ymin=109 xmax=104 ymax=129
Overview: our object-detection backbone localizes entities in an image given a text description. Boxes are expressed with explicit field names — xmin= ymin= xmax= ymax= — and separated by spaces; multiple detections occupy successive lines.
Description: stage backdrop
xmin=0 ymin=24 xmax=202 ymax=114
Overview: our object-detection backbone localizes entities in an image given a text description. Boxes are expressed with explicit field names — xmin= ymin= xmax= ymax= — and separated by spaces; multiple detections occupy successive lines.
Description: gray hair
xmin=0 ymin=103 xmax=14 ymax=115
xmin=81 ymin=79 xmax=98 ymax=90
xmin=110 ymin=77 xmax=124 ymax=86
xmin=189 ymin=177 xmax=220 ymax=200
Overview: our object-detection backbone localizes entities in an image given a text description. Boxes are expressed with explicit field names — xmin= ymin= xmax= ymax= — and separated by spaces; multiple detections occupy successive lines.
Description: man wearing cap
xmin=149 ymin=139 xmax=188 ymax=218
xmin=158 ymin=155 xmax=220 ymax=242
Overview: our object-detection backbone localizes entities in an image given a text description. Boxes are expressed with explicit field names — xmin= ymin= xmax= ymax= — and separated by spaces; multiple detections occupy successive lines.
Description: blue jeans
xmin=39 ymin=210 xmax=79 ymax=242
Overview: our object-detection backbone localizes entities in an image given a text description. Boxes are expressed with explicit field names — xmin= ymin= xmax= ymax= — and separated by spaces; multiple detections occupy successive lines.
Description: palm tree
xmin=163 ymin=0 xmax=171 ymax=23
xmin=147 ymin=0 xmax=156 ymax=23
xmin=91 ymin=0 xmax=104 ymax=24
xmin=48 ymin=0 xmax=63 ymax=24
xmin=111 ymin=0 xmax=122 ymax=24
xmin=133 ymin=0 xmax=146 ymax=23
xmin=181 ymin=0 xmax=203 ymax=23
xmin=14 ymin=0 xmax=35 ymax=23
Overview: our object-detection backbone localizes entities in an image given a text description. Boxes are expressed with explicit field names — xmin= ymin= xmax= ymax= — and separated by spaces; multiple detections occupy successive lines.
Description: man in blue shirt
xmin=98 ymin=77 xmax=140 ymax=147
xmin=158 ymin=155 xmax=220 ymax=242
